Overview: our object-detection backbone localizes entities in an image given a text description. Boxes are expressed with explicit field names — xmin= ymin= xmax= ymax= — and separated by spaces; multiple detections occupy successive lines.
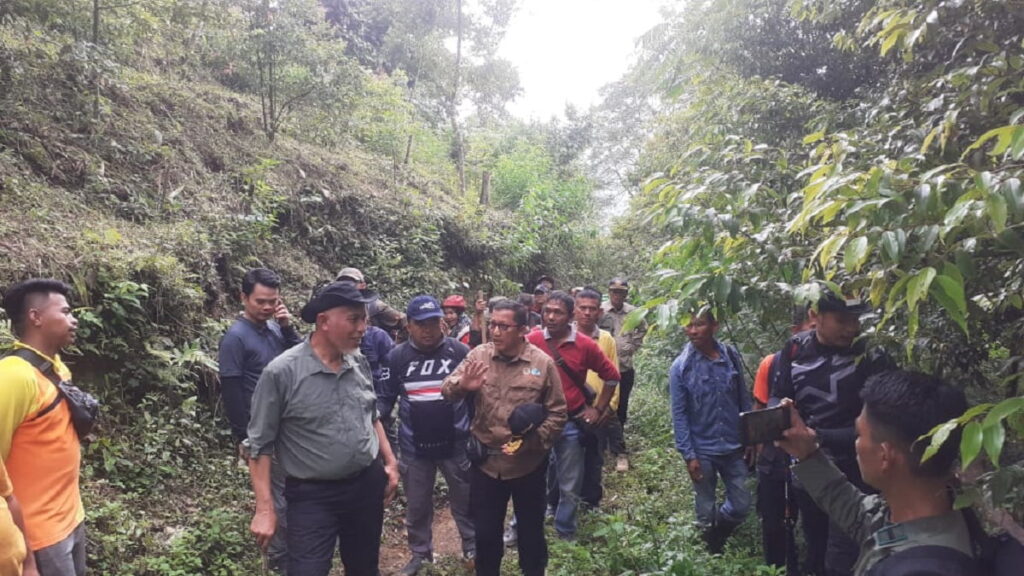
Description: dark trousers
xmin=285 ymin=460 xmax=386 ymax=576
xmin=471 ymin=460 xmax=548 ymax=576
xmin=757 ymin=473 xmax=787 ymax=568
xmin=616 ymin=369 xmax=635 ymax=428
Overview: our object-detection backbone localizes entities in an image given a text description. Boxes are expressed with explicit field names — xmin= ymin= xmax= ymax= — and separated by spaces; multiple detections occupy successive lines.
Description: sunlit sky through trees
xmin=499 ymin=0 xmax=664 ymax=120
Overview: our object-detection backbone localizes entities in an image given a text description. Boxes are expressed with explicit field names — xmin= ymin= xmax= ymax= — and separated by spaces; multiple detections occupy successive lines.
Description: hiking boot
xmin=461 ymin=551 xmax=476 ymax=572
xmin=400 ymin=555 xmax=430 ymax=576
xmin=615 ymin=455 xmax=630 ymax=472
xmin=503 ymin=523 xmax=518 ymax=547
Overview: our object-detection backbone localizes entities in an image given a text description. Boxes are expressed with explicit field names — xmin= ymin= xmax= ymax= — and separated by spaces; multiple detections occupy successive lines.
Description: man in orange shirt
xmin=1 ymin=455 xmax=38 ymax=576
xmin=1 ymin=279 xmax=86 ymax=576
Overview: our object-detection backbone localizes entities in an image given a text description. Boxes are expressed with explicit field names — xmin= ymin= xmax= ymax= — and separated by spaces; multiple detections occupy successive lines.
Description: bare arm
xmin=7 ymin=493 xmax=38 ymax=576
xmin=248 ymin=455 xmax=276 ymax=549
xmin=374 ymin=419 xmax=399 ymax=505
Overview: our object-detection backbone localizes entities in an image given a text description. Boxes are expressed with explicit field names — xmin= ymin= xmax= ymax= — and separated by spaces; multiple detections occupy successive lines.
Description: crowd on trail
xmin=0 ymin=269 xmax=1022 ymax=576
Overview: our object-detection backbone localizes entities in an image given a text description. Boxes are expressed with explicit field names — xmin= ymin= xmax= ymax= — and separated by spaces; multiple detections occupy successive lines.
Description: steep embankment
xmin=0 ymin=30 xmax=513 ymax=574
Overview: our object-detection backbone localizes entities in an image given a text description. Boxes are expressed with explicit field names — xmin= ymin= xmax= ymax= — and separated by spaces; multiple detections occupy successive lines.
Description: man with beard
xmin=247 ymin=281 xmax=399 ymax=576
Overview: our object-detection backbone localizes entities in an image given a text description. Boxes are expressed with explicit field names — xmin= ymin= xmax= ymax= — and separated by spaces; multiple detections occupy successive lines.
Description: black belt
xmin=287 ymin=459 xmax=378 ymax=485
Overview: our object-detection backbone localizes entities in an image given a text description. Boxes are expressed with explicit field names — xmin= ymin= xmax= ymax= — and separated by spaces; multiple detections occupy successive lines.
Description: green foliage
xmin=610 ymin=0 xmax=1024 ymax=529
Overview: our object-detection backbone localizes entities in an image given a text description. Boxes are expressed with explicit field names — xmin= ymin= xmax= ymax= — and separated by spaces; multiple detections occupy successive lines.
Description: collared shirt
xmin=525 ymin=326 xmax=619 ymax=413
xmin=248 ymin=338 xmax=379 ymax=480
xmin=794 ymin=451 xmax=975 ymax=575
xmin=669 ymin=341 xmax=751 ymax=460
xmin=0 ymin=342 xmax=83 ymax=550
xmin=218 ymin=316 xmax=302 ymax=441
xmin=442 ymin=342 xmax=566 ymax=480
xmin=583 ymin=325 xmax=621 ymax=410
xmin=599 ymin=301 xmax=647 ymax=371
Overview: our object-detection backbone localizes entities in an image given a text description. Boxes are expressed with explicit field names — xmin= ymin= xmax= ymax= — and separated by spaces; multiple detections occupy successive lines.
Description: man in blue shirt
xmin=669 ymin=309 xmax=752 ymax=553
xmin=218 ymin=268 xmax=301 ymax=573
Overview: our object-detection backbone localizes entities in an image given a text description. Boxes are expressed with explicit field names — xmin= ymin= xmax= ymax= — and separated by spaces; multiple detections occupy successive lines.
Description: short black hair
xmin=545 ymin=290 xmax=575 ymax=316
xmin=861 ymin=370 xmax=968 ymax=479
xmin=242 ymin=268 xmax=281 ymax=296
xmin=690 ymin=308 xmax=716 ymax=324
xmin=491 ymin=298 xmax=528 ymax=327
xmin=516 ymin=293 xmax=534 ymax=308
xmin=2 ymin=278 xmax=73 ymax=336
xmin=576 ymin=287 xmax=602 ymax=302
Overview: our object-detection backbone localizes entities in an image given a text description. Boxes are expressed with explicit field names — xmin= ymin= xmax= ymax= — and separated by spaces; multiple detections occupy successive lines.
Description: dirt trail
xmin=379 ymin=505 xmax=466 ymax=575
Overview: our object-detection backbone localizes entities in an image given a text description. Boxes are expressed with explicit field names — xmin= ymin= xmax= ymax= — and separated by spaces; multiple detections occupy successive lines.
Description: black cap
xmin=508 ymin=403 xmax=546 ymax=437
xmin=817 ymin=286 xmax=871 ymax=315
xmin=533 ymin=284 xmax=550 ymax=295
xmin=300 ymin=281 xmax=378 ymax=323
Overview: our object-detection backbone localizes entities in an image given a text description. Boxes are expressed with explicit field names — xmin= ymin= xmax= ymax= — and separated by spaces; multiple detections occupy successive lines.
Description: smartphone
xmin=739 ymin=405 xmax=791 ymax=445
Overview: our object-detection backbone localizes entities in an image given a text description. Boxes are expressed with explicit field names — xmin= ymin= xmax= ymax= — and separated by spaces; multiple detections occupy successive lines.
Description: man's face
xmin=814 ymin=309 xmax=860 ymax=348
xmin=442 ymin=307 xmax=460 ymax=328
xmin=489 ymin=309 xmax=526 ymax=356
xmin=30 ymin=293 xmax=77 ymax=349
xmin=575 ymin=296 xmax=601 ymax=332
xmin=533 ymin=292 xmax=547 ymax=309
xmin=319 ymin=305 xmax=367 ymax=354
xmin=684 ymin=315 xmax=717 ymax=349
xmin=242 ymin=283 xmax=280 ymax=323
xmin=543 ymin=299 xmax=573 ymax=337
xmin=855 ymin=409 xmax=885 ymax=490
xmin=409 ymin=316 xmax=444 ymax=350
xmin=609 ymin=288 xmax=627 ymax=308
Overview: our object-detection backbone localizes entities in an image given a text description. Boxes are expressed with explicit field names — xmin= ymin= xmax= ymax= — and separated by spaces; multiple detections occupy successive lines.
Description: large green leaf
xmin=843 ymin=236 xmax=870 ymax=273
xmin=906 ymin=267 xmax=936 ymax=311
xmin=929 ymin=273 xmax=968 ymax=335
xmin=960 ymin=421 xmax=983 ymax=469
xmin=983 ymin=423 xmax=1005 ymax=468
xmin=919 ymin=419 xmax=957 ymax=463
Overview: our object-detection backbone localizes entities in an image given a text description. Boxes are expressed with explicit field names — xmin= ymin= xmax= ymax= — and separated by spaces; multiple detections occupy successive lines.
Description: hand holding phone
xmin=739 ymin=404 xmax=791 ymax=445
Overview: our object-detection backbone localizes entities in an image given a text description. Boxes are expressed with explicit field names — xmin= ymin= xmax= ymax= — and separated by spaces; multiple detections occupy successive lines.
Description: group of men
xmin=0 ymin=271 xmax=1006 ymax=576
xmin=217 ymin=268 xmax=646 ymax=576
xmin=669 ymin=288 xmax=998 ymax=575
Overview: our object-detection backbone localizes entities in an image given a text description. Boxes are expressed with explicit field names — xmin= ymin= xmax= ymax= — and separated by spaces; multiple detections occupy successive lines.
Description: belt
xmin=287 ymin=460 xmax=378 ymax=485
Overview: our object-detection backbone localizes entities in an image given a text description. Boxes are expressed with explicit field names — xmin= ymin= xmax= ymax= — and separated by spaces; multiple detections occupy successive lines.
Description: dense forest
xmin=1 ymin=0 xmax=1022 ymax=574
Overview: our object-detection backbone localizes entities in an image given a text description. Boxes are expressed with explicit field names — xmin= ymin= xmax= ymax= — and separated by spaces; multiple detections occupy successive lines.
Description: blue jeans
xmin=548 ymin=420 xmax=586 ymax=537
xmin=692 ymin=450 xmax=751 ymax=527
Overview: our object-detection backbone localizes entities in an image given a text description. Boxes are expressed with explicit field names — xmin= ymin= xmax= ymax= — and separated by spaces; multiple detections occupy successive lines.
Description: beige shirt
xmin=442 ymin=342 xmax=566 ymax=480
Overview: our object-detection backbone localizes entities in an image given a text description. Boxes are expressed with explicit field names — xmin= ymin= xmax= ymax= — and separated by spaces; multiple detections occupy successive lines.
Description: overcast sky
xmin=498 ymin=0 xmax=665 ymax=121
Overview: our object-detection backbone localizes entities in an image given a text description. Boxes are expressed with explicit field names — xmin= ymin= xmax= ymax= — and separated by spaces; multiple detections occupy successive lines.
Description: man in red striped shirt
xmin=526 ymin=290 xmax=619 ymax=539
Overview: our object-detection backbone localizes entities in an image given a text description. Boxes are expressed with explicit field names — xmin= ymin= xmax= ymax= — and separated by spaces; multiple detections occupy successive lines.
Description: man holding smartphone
xmin=218 ymin=268 xmax=302 ymax=573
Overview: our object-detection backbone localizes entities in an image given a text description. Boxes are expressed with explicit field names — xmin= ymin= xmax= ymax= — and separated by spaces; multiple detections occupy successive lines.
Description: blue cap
xmin=406 ymin=295 xmax=443 ymax=321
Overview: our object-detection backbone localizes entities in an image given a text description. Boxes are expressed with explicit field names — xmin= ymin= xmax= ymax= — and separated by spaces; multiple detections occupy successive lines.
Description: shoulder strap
xmin=540 ymin=337 xmax=588 ymax=391
xmin=724 ymin=345 xmax=745 ymax=408
xmin=5 ymin=348 xmax=64 ymax=420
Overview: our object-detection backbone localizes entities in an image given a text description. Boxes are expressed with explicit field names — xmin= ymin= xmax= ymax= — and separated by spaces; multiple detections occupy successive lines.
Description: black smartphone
xmin=739 ymin=405 xmax=791 ymax=445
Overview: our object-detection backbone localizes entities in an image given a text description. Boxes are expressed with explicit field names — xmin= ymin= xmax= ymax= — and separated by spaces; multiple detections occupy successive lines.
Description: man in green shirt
xmin=247 ymin=282 xmax=399 ymax=576
xmin=776 ymin=370 xmax=978 ymax=575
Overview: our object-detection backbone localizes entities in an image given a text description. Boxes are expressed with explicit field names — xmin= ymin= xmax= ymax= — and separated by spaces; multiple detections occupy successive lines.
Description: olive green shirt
xmin=247 ymin=338 xmax=379 ymax=480
xmin=599 ymin=301 xmax=646 ymax=371
xmin=794 ymin=451 xmax=974 ymax=575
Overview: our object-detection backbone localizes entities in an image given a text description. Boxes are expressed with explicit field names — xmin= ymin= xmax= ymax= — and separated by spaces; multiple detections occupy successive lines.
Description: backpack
xmin=962 ymin=507 xmax=1024 ymax=576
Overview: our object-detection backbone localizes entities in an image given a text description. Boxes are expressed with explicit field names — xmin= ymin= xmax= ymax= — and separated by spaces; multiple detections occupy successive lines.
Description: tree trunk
xmin=451 ymin=0 xmax=465 ymax=194
xmin=91 ymin=0 xmax=101 ymax=121
xmin=480 ymin=170 xmax=491 ymax=205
